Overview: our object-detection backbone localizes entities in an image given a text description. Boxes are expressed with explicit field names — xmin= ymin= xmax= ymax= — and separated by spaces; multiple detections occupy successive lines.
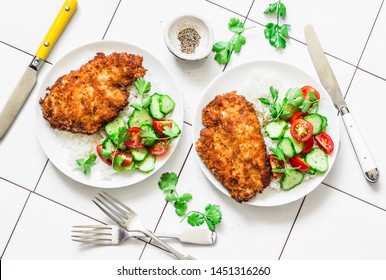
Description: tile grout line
xmin=343 ymin=0 xmax=384 ymax=99
xmin=205 ymin=0 xmax=251 ymax=20
xmin=321 ymin=182 xmax=386 ymax=212
xmin=139 ymin=144 xmax=194 ymax=259
xmin=101 ymin=0 xmax=122 ymax=40
xmin=278 ymin=196 xmax=306 ymax=260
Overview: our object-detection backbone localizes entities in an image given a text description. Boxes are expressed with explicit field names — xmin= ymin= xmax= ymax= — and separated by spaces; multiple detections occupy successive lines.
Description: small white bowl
xmin=164 ymin=15 xmax=214 ymax=61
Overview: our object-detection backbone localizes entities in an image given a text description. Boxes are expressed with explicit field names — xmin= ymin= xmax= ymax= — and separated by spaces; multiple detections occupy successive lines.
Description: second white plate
xmin=192 ymin=60 xmax=339 ymax=206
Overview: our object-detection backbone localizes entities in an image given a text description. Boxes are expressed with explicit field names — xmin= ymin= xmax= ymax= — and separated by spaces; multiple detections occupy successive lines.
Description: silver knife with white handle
xmin=304 ymin=24 xmax=379 ymax=183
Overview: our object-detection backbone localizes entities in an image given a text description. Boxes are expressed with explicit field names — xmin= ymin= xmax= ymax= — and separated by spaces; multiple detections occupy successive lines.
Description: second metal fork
xmin=93 ymin=191 xmax=196 ymax=260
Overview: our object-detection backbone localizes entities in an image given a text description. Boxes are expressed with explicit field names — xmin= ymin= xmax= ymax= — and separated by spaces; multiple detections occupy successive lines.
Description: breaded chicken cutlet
xmin=195 ymin=91 xmax=271 ymax=202
xmin=39 ymin=52 xmax=146 ymax=134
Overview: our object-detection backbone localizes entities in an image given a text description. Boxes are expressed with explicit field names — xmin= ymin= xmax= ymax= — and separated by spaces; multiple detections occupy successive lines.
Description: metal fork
xmin=71 ymin=224 xmax=217 ymax=245
xmin=93 ymin=191 xmax=196 ymax=260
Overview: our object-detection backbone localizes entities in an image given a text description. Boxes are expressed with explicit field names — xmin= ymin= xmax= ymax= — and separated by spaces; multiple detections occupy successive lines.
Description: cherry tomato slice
xmin=114 ymin=150 xmax=133 ymax=167
xmin=301 ymin=85 xmax=321 ymax=100
xmin=152 ymin=120 xmax=172 ymax=135
xmin=96 ymin=144 xmax=112 ymax=166
xmin=290 ymin=119 xmax=313 ymax=142
xmin=289 ymin=155 xmax=310 ymax=172
xmin=124 ymin=127 xmax=145 ymax=149
xmin=269 ymin=154 xmax=285 ymax=177
xmin=301 ymin=137 xmax=314 ymax=155
xmin=315 ymin=132 xmax=334 ymax=154
xmin=290 ymin=111 xmax=309 ymax=125
xmin=148 ymin=140 xmax=168 ymax=156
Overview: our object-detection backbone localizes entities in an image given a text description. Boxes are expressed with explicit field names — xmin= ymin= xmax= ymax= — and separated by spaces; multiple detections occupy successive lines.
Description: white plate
xmin=36 ymin=41 xmax=183 ymax=188
xmin=192 ymin=60 xmax=340 ymax=206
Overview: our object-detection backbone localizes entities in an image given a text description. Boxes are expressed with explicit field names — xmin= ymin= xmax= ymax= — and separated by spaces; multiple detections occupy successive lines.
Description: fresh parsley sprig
xmin=212 ymin=18 xmax=254 ymax=65
xmin=76 ymin=153 xmax=97 ymax=175
xmin=158 ymin=172 xmax=223 ymax=232
xmin=259 ymin=86 xmax=304 ymax=120
xmin=158 ymin=172 xmax=192 ymax=216
xmin=130 ymin=78 xmax=151 ymax=110
xmin=299 ymin=91 xmax=319 ymax=113
xmin=264 ymin=0 xmax=291 ymax=49
xmin=140 ymin=125 xmax=180 ymax=146
xmin=182 ymin=204 xmax=223 ymax=232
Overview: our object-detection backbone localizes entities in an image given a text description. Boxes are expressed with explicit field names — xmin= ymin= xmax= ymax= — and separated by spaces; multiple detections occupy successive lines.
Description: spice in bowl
xmin=177 ymin=27 xmax=201 ymax=54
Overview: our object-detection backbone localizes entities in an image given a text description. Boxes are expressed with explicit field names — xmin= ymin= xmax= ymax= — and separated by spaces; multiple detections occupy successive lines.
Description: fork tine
xmin=101 ymin=191 xmax=136 ymax=214
xmin=72 ymin=238 xmax=111 ymax=245
xmin=93 ymin=198 xmax=125 ymax=226
xmin=97 ymin=192 xmax=130 ymax=218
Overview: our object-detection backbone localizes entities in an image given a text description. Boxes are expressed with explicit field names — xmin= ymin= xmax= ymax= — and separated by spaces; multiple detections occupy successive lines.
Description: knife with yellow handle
xmin=304 ymin=24 xmax=379 ymax=183
xmin=0 ymin=0 xmax=77 ymax=139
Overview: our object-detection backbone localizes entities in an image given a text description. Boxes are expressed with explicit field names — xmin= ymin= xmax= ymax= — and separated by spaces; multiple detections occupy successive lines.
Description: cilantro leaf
xmin=139 ymin=125 xmax=158 ymax=146
xmin=205 ymin=204 xmax=222 ymax=225
xmin=228 ymin=18 xmax=245 ymax=34
xmin=76 ymin=153 xmax=96 ymax=175
xmin=187 ymin=213 xmax=205 ymax=227
xmin=270 ymin=147 xmax=286 ymax=161
xmin=174 ymin=200 xmax=188 ymax=216
xmin=134 ymin=78 xmax=151 ymax=97
xmin=158 ymin=172 xmax=178 ymax=192
xmin=285 ymin=87 xmax=304 ymax=107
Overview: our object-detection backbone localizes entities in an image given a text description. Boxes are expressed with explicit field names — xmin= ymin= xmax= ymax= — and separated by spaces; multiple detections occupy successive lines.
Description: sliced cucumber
xmin=170 ymin=120 xmax=181 ymax=136
xmin=283 ymin=128 xmax=304 ymax=154
xmin=102 ymin=138 xmax=116 ymax=151
xmin=159 ymin=95 xmax=175 ymax=114
xmin=130 ymin=147 xmax=148 ymax=162
xmin=305 ymin=148 xmax=329 ymax=173
xmin=321 ymin=115 xmax=328 ymax=131
xmin=278 ymin=137 xmax=296 ymax=158
xmin=149 ymin=93 xmax=165 ymax=120
xmin=264 ymin=120 xmax=288 ymax=140
xmin=306 ymin=168 xmax=317 ymax=175
xmin=128 ymin=108 xmax=153 ymax=128
xmin=280 ymin=169 xmax=304 ymax=191
xmin=111 ymin=131 xmax=127 ymax=151
xmin=104 ymin=117 xmax=126 ymax=136
xmin=137 ymin=154 xmax=156 ymax=173
xmin=304 ymin=114 xmax=324 ymax=136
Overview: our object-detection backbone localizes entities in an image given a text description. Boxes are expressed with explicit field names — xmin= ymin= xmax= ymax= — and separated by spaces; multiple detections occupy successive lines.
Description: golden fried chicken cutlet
xmin=195 ymin=91 xmax=271 ymax=202
xmin=39 ymin=52 xmax=147 ymax=134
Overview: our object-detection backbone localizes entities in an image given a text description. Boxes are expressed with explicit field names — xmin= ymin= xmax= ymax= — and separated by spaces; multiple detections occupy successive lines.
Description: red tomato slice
xmin=315 ymin=132 xmax=334 ymax=154
xmin=302 ymin=137 xmax=314 ymax=154
xmin=290 ymin=111 xmax=308 ymax=125
xmin=269 ymin=154 xmax=285 ymax=177
xmin=152 ymin=120 xmax=172 ymax=135
xmin=124 ymin=127 xmax=145 ymax=149
xmin=148 ymin=140 xmax=168 ymax=156
xmin=301 ymin=85 xmax=321 ymax=100
xmin=114 ymin=150 xmax=133 ymax=167
xmin=290 ymin=119 xmax=313 ymax=142
xmin=289 ymin=155 xmax=310 ymax=172
xmin=96 ymin=144 xmax=112 ymax=166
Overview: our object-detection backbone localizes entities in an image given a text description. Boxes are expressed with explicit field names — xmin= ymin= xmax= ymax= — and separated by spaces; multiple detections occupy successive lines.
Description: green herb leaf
xmin=264 ymin=1 xmax=290 ymax=49
xmin=130 ymin=103 xmax=143 ymax=111
xmin=258 ymin=97 xmax=271 ymax=105
xmin=165 ymin=192 xmax=179 ymax=202
xmin=101 ymin=149 xmax=112 ymax=160
xmin=187 ymin=213 xmax=205 ymax=227
xmin=174 ymin=200 xmax=188 ymax=216
xmin=212 ymin=18 xmax=251 ymax=65
xmin=270 ymin=86 xmax=279 ymax=102
xmin=158 ymin=172 xmax=178 ymax=192
xmin=162 ymin=125 xmax=180 ymax=139
xmin=285 ymin=87 xmax=304 ymax=107
xmin=270 ymin=147 xmax=286 ymax=161
xmin=134 ymin=78 xmax=151 ymax=97
xmin=205 ymin=204 xmax=222 ymax=225
xmin=76 ymin=153 xmax=97 ymax=175
xmin=178 ymin=193 xmax=193 ymax=204
xmin=140 ymin=125 xmax=158 ymax=146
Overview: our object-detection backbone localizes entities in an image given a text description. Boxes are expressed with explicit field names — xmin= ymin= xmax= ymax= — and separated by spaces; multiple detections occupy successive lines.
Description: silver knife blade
xmin=304 ymin=24 xmax=379 ymax=183
xmin=0 ymin=64 xmax=37 ymax=139
xmin=304 ymin=24 xmax=346 ymax=110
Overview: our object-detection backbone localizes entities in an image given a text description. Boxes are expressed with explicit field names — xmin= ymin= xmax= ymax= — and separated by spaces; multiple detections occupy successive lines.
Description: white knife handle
xmin=341 ymin=107 xmax=379 ymax=183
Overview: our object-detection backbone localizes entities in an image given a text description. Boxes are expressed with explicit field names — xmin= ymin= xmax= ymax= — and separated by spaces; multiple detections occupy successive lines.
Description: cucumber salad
xmin=94 ymin=78 xmax=181 ymax=174
xmin=258 ymin=85 xmax=335 ymax=191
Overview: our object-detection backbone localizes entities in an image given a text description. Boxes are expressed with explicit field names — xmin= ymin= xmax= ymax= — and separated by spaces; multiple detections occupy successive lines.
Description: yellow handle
xmin=35 ymin=0 xmax=77 ymax=60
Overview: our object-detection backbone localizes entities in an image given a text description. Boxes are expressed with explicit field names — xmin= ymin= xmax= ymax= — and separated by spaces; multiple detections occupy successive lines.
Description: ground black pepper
xmin=177 ymin=28 xmax=201 ymax=54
